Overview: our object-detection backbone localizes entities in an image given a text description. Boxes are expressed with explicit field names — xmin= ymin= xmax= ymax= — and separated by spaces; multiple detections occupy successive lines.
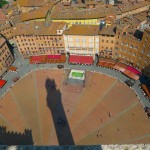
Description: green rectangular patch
xmin=71 ymin=72 xmax=83 ymax=78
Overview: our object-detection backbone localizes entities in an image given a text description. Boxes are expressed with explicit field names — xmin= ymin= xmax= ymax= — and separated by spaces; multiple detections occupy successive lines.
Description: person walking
xmin=109 ymin=112 xmax=112 ymax=117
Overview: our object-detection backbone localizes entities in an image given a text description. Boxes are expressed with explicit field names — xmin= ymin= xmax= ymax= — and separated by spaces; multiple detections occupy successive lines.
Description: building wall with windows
xmin=138 ymin=29 xmax=150 ymax=77
xmin=115 ymin=26 xmax=150 ymax=76
xmin=0 ymin=37 xmax=14 ymax=77
xmin=14 ymin=35 xmax=65 ymax=59
xmin=115 ymin=26 xmax=141 ymax=67
xmin=63 ymin=25 xmax=100 ymax=56
xmin=0 ymin=20 xmax=13 ymax=40
xmin=63 ymin=35 xmax=99 ymax=55
xmin=98 ymin=25 xmax=116 ymax=59
xmin=99 ymin=35 xmax=116 ymax=59
xmin=12 ymin=22 xmax=66 ymax=58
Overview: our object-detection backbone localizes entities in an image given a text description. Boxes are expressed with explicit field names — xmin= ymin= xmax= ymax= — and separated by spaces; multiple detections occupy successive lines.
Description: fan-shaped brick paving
xmin=0 ymin=69 xmax=149 ymax=145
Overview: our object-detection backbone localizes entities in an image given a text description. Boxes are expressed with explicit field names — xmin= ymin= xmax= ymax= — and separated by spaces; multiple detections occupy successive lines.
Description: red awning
xmin=126 ymin=66 xmax=142 ymax=75
xmin=30 ymin=56 xmax=41 ymax=63
xmin=0 ymin=80 xmax=7 ymax=88
xmin=9 ymin=66 xmax=18 ymax=72
xmin=81 ymin=56 xmax=93 ymax=65
xmin=47 ymin=55 xmax=61 ymax=59
xmin=69 ymin=55 xmax=81 ymax=64
xmin=69 ymin=55 xmax=93 ymax=65
xmin=53 ymin=55 xmax=61 ymax=59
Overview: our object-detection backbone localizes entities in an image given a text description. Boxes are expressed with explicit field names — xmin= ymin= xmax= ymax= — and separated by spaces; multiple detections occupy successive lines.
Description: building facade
xmin=0 ymin=37 xmax=14 ymax=77
xmin=137 ymin=29 xmax=150 ymax=76
xmin=12 ymin=22 xmax=67 ymax=58
xmin=0 ymin=20 xmax=12 ymax=40
xmin=63 ymin=25 xmax=99 ymax=56
xmin=99 ymin=25 xmax=116 ymax=59
xmin=115 ymin=25 xmax=150 ymax=76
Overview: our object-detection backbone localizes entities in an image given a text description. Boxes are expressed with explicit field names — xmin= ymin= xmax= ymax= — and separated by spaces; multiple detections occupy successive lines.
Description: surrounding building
xmin=0 ymin=0 xmax=149 ymax=77
xmin=115 ymin=25 xmax=141 ymax=67
xmin=0 ymin=20 xmax=12 ymax=40
xmin=63 ymin=25 xmax=99 ymax=56
xmin=12 ymin=21 xmax=67 ymax=58
xmin=138 ymin=29 xmax=150 ymax=77
xmin=99 ymin=24 xmax=116 ymax=59
xmin=0 ymin=36 xmax=14 ymax=77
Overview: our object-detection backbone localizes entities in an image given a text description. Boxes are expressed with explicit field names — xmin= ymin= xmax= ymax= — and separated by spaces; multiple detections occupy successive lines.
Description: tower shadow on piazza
xmin=45 ymin=78 xmax=75 ymax=145
xmin=0 ymin=126 xmax=34 ymax=145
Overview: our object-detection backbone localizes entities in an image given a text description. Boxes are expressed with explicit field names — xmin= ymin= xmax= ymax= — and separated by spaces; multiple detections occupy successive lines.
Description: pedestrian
xmin=109 ymin=112 xmax=112 ymax=117
xmin=101 ymin=118 xmax=103 ymax=123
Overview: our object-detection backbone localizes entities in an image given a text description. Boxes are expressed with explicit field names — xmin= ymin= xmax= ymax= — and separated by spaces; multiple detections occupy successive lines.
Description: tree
xmin=0 ymin=0 xmax=9 ymax=8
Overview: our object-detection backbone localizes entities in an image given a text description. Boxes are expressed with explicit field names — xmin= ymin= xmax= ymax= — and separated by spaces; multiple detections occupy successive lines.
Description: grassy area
xmin=71 ymin=72 xmax=83 ymax=78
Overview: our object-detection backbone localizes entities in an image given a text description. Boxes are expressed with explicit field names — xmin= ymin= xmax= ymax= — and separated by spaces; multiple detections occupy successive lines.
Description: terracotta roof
xmin=99 ymin=24 xmax=116 ymax=36
xmin=85 ymin=1 xmax=98 ymax=5
xmin=11 ymin=15 xmax=22 ymax=25
xmin=133 ymin=11 xmax=148 ymax=22
xmin=51 ymin=3 xmax=121 ymax=19
xmin=0 ymin=9 xmax=7 ymax=20
xmin=12 ymin=21 xmax=67 ymax=36
xmin=15 ymin=0 xmax=48 ymax=7
xmin=0 ymin=20 xmax=11 ymax=31
xmin=118 ymin=1 xmax=150 ymax=13
xmin=63 ymin=25 xmax=99 ymax=35
xmin=34 ymin=22 xmax=67 ymax=35
xmin=12 ymin=22 xmax=35 ymax=36
xmin=20 ymin=1 xmax=57 ymax=21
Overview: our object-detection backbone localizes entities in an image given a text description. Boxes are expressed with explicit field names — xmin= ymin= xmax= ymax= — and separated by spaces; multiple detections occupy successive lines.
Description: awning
xmin=124 ymin=70 xmax=139 ymax=80
xmin=69 ymin=55 xmax=81 ymax=64
xmin=47 ymin=55 xmax=61 ymax=59
xmin=99 ymin=58 xmax=116 ymax=65
xmin=0 ymin=80 xmax=7 ymax=88
xmin=126 ymin=66 xmax=142 ymax=75
xmin=30 ymin=56 xmax=41 ymax=63
xmin=113 ymin=62 xmax=127 ymax=73
xmin=81 ymin=56 xmax=93 ymax=65
xmin=69 ymin=55 xmax=93 ymax=65
xmin=9 ymin=66 xmax=17 ymax=72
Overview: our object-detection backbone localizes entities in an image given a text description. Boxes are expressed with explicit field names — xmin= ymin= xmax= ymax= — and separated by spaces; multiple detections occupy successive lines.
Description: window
xmin=89 ymin=43 xmax=93 ymax=47
xmin=89 ymin=38 xmax=92 ymax=42
xmin=95 ymin=38 xmax=99 ymax=42
xmin=69 ymin=37 xmax=73 ymax=41
xmin=76 ymin=38 xmax=79 ymax=42
xmin=82 ymin=38 xmax=86 ymax=42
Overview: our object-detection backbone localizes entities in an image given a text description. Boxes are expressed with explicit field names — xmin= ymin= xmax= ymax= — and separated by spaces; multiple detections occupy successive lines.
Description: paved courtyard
xmin=0 ymin=69 xmax=150 ymax=145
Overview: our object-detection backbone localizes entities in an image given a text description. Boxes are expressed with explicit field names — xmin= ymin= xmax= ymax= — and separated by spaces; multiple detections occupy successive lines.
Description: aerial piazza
xmin=0 ymin=0 xmax=150 ymax=149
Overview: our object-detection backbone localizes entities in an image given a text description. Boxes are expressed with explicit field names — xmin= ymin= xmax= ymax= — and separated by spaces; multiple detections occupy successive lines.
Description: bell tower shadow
xmin=45 ymin=78 xmax=74 ymax=145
